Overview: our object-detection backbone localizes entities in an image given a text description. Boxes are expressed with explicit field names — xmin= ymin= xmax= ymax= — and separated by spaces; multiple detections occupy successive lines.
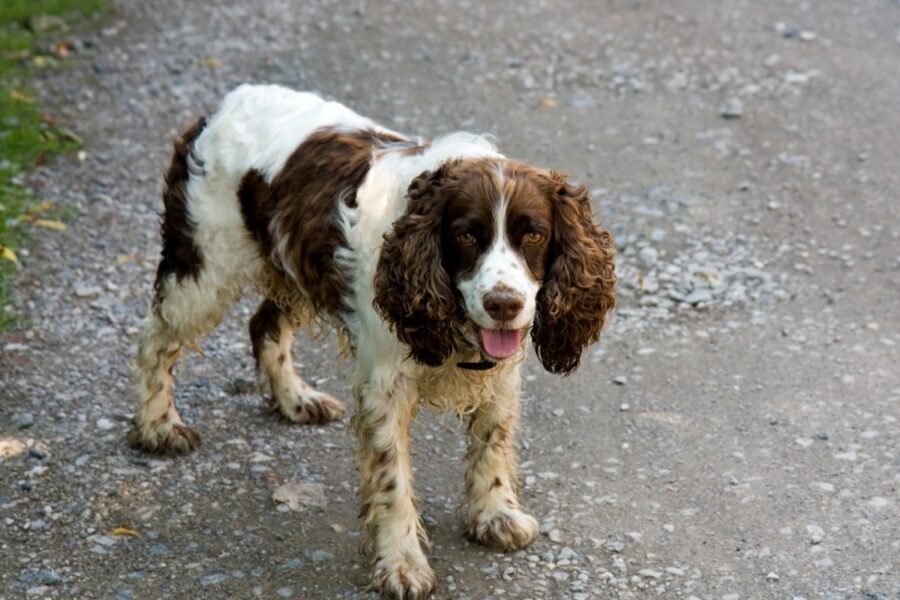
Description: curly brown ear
xmin=532 ymin=173 xmax=616 ymax=375
xmin=373 ymin=165 xmax=459 ymax=366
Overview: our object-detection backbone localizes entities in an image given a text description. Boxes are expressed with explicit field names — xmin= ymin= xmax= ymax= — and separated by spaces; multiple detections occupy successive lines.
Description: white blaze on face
xmin=457 ymin=169 xmax=541 ymax=358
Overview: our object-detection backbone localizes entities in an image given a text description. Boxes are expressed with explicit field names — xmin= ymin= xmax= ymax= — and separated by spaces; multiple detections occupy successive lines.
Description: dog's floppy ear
xmin=373 ymin=164 xmax=460 ymax=366
xmin=532 ymin=171 xmax=616 ymax=375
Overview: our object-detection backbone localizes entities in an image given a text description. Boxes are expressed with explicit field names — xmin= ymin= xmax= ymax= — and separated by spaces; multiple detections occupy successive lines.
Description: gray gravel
xmin=2 ymin=0 xmax=900 ymax=598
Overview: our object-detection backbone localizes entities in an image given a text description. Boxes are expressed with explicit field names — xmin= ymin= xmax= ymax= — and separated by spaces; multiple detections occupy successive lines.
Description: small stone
xmin=37 ymin=570 xmax=61 ymax=585
xmin=639 ymin=247 xmax=659 ymax=265
xmin=815 ymin=432 xmax=829 ymax=440
xmin=766 ymin=572 xmax=780 ymax=581
xmin=638 ymin=569 xmax=662 ymax=579
xmin=551 ymin=571 xmax=569 ymax=582
xmin=309 ymin=549 xmax=333 ymax=562
xmin=276 ymin=587 xmax=293 ymax=598
xmin=96 ymin=417 xmax=115 ymax=430
xmin=558 ymin=547 xmax=579 ymax=561
xmin=806 ymin=524 xmax=824 ymax=544
xmin=720 ymin=97 xmax=744 ymax=119
xmin=200 ymin=573 xmax=229 ymax=587
xmin=229 ymin=378 xmax=256 ymax=395
xmin=619 ymin=403 xmax=630 ymax=411
xmin=868 ymin=496 xmax=890 ymax=509
xmin=28 ymin=448 xmax=47 ymax=460
xmin=684 ymin=288 xmax=713 ymax=305
xmin=17 ymin=413 xmax=35 ymax=429
xmin=74 ymin=284 xmax=102 ymax=298
xmin=612 ymin=375 xmax=627 ymax=386
xmin=548 ymin=529 xmax=564 ymax=543
xmin=149 ymin=543 xmax=169 ymax=557
xmin=662 ymin=523 xmax=675 ymax=533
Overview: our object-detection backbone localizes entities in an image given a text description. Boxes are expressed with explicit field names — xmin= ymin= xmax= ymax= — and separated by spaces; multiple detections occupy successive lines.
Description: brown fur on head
xmin=531 ymin=172 xmax=616 ymax=375
xmin=374 ymin=160 xmax=616 ymax=373
xmin=373 ymin=165 xmax=461 ymax=367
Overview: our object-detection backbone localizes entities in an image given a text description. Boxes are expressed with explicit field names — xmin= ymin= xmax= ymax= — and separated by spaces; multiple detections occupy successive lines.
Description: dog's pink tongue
xmin=479 ymin=328 xmax=524 ymax=359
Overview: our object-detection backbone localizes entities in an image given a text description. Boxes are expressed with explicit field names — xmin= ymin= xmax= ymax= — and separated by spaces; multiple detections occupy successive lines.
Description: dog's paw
xmin=372 ymin=553 xmax=436 ymax=600
xmin=128 ymin=421 xmax=200 ymax=455
xmin=466 ymin=506 xmax=539 ymax=551
xmin=275 ymin=389 xmax=346 ymax=425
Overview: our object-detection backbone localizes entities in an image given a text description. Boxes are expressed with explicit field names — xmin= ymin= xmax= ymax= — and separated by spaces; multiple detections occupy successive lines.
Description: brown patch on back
xmin=154 ymin=117 xmax=207 ymax=304
xmin=239 ymin=127 xmax=417 ymax=317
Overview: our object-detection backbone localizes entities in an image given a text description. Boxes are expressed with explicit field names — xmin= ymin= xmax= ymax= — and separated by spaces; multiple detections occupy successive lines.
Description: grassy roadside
xmin=0 ymin=0 xmax=106 ymax=329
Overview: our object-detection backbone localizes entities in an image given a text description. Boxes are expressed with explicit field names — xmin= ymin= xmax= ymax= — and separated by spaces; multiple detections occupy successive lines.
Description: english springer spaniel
xmin=130 ymin=84 xmax=616 ymax=599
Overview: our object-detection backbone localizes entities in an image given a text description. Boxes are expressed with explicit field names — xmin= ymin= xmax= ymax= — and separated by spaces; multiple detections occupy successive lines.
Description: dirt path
xmin=2 ymin=0 xmax=898 ymax=598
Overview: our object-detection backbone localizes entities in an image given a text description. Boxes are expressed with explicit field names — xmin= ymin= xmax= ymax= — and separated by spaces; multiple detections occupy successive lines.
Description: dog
xmin=129 ymin=84 xmax=616 ymax=599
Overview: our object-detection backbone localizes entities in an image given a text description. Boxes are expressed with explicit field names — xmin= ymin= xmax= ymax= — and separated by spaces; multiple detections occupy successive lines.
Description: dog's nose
xmin=483 ymin=290 xmax=524 ymax=322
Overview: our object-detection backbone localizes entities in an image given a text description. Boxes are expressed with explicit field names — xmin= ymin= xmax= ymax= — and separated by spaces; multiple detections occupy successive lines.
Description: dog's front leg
xmin=464 ymin=365 xmax=539 ymax=550
xmin=353 ymin=374 xmax=435 ymax=599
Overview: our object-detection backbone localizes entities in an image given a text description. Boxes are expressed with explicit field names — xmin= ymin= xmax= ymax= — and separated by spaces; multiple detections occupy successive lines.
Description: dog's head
xmin=374 ymin=158 xmax=616 ymax=375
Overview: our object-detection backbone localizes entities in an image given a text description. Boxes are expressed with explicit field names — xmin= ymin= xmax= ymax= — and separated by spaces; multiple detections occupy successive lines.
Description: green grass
xmin=0 ymin=0 xmax=106 ymax=328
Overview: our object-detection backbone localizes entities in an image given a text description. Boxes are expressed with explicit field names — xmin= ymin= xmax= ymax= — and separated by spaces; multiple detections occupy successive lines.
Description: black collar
xmin=457 ymin=359 xmax=497 ymax=371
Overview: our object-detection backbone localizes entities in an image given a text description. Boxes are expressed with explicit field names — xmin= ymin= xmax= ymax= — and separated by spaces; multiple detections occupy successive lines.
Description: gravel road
xmin=2 ymin=0 xmax=899 ymax=598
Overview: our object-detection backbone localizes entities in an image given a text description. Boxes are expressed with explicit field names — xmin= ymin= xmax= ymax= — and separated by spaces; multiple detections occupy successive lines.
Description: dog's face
xmin=440 ymin=161 xmax=553 ymax=360
xmin=374 ymin=158 xmax=616 ymax=375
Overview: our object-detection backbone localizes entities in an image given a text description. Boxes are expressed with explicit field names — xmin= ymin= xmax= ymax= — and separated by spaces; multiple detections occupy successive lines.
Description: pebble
xmin=558 ymin=547 xmax=579 ymax=561
xmin=806 ymin=524 xmax=824 ymax=545
xmin=17 ymin=413 xmax=36 ymax=428
xmin=720 ymin=97 xmax=744 ymax=119
xmin=683 ymin=288 xmax=713 ymax=305
xmin=96 ymin=417 xmax=115 ymax=430
xmin=200 ymin=573 xmax=229 ymax=587
xmin=612 ymin=375 xmax=627 ymax=386
xmin=310 ymin=549 xmax=334 ymax=562
xmin=276 ymin=587 xmax=294 ymax=598
xmin=74 ymin=284 xmax=102 ymax=298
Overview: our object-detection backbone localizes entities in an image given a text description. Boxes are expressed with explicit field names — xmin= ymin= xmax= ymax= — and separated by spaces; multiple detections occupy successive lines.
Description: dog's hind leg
xmin=129 ymin=116 xmax=245 ymax=454
xmin=249 ymin=298 xmax=346 ymax=424
xmin=129 ymin=265 xmax=243 ymax=454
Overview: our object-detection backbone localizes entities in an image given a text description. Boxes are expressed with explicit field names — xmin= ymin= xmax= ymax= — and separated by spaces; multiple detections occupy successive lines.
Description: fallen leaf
xmin=109 ymin=527 xmax=139 ymax=537
xmin=116 ymin=254 xmax=135 ymax=265
xmin=58 ymin=127 xmax=83 ymax=144
xmin=199 ymin=57 xmax=222 ymax=68
xmin=272 ymin=481 xmax=327 ymax=512
xmin=1 ymin=246 xmax=18 ymax=263
xmin=10 ymin=90 xmax=35 ymax=104
xmin=537 ymin=97 xmax=558 ymax=108
xmin=32 ymin=219 xmax=66 ymax=231
xmin=54 ymin=41 xmax=72 ymax=59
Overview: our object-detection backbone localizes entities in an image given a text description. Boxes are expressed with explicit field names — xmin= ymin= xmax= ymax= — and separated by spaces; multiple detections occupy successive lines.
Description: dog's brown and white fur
xmin=130 ymin=84 xmax=616 ymax=599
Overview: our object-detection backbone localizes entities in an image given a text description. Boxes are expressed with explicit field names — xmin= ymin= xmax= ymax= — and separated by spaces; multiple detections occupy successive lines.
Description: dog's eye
xmin=457 ymin=232 xmax=477 ymax=245
xmin=522 ymin=232 xmax=546 ymax=245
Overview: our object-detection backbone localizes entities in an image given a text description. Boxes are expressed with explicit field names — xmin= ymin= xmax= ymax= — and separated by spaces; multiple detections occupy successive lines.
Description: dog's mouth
xmin=478 ymin=328 xmax=525 ymax=359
